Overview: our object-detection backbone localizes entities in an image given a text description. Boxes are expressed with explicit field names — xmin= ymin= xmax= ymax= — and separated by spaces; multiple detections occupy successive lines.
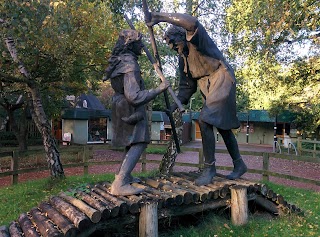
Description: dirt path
xmin=0 ymin=146 xmax=319 ymax=192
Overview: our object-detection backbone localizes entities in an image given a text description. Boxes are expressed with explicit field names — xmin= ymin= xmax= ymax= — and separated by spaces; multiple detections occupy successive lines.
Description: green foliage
xmin=225 ymin=0 xmax=319 ymax=133
xmin=0 ymin=0 xmax=120 ymax=115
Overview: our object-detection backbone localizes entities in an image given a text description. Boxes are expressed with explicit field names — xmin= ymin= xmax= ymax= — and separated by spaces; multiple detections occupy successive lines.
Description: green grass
xmin=0 ymin=174 xmax=319 ymax=237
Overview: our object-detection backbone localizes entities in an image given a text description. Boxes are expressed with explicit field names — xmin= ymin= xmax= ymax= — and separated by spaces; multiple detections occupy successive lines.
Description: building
xmin=185 ymin=110 xmax=296 ymax=145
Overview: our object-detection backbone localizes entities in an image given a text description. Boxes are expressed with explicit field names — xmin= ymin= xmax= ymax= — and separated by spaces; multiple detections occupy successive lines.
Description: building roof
xmin=62 ymin=94 xmax=110 ymax=120
xmin=77 ymin=94 xmax=106 ymax=110
xmin=237 ymin=110 xmax=296 ymax=123
xmin=188 ymin=110 xmax=296 ymax=123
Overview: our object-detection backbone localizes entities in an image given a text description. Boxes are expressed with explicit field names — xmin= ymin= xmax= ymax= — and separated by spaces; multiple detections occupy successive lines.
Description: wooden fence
xmin=296 ymin=137 xmax=320 ymax=158
xmin=0 ymin=144 xmax=319 ymax=187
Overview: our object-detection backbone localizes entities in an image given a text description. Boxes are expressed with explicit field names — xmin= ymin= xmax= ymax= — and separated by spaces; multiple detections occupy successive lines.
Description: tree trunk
xmin=28 ymin=84 xmax=65 ymax=178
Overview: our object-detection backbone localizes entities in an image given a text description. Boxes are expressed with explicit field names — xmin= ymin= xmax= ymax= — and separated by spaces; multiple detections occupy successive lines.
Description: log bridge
xmin=0 ymin=172 xmax=302 ymax=237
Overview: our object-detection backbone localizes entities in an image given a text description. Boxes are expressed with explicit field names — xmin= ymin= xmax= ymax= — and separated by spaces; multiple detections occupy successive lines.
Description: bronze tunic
xmin=177 ymin=23 xmax=240 ymax=130
xmin=108 ymin=53 xmax=157 ymax=147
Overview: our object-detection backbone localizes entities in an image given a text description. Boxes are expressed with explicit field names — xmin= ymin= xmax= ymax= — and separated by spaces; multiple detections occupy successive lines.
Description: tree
xmin=0 ymin=0 xmax=120 ymax=178
xmin=225 ymin=0 xmax=320 ymax=133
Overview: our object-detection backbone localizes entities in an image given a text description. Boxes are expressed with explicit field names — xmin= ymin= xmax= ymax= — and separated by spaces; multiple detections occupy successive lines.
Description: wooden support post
xmin=262 ymin=153 xmax=269 ymax=182
xmin=83 ymin=146 xmax=89 ymax=175
xmin=139 ymin=202 xmax=158 ymax=237
xmin=297 ymin=137 xmax=302 ymax=155
xmin=313 ymin=138 xmax=316 ymax=159
xmin=230 ymin=185 xmax=248 ymax=226
xmin=198 ymin=148 xmax=204 ymax=169
xmin=11 ymin=151 xmax=18 ymax=185
xmin=141 ymin=151 xmax=147 ymax=172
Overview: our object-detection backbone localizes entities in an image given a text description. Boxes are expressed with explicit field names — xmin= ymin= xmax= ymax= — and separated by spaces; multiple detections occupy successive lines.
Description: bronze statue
xmin=146 ymin=12 xmax=247 ymax=185
xmin=104 ymin=29 xmax=169 ymax=195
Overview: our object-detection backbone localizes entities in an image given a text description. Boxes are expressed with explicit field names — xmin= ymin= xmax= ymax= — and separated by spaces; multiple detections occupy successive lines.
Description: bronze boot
xmin=195 ymin=162 xmax=216 ymax=186
xmin=110 ymin=174 xmax=144 ymax=196
xmin=226 ymin=158 xmax=247 ymax=180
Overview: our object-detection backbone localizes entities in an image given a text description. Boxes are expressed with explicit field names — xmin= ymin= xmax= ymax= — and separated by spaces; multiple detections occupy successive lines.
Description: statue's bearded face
xmin=164 ymin=26 xmax=186 ymax=55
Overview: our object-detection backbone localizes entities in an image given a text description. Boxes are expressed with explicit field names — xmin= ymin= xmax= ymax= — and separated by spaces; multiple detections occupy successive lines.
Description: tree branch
xmin=0 ymin=71 xmax=29 ymax=84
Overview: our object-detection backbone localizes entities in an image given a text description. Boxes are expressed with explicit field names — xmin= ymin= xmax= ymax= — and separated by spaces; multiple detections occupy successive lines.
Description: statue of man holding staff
xmin=146 ymin=12 xmax=247 ymax=185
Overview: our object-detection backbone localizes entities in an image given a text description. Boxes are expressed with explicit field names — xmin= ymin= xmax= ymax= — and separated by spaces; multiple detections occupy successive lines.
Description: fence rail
xmin=1 ymin=145 xmax=319 ymax=187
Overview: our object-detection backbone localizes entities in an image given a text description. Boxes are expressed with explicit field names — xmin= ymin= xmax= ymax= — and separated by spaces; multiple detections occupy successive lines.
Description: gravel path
xmin=0 ymin=144 xmax=319 ymax=192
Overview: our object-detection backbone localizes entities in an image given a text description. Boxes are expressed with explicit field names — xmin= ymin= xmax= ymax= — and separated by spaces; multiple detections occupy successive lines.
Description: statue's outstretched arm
xmin=147 ymin=12 xmax=198 ymax=33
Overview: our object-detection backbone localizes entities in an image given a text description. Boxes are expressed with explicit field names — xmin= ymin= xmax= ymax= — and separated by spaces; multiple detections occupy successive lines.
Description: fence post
xmin=141 ymin=152 xmax=146 ymax=173
xmin=262 ymin=153 xmax=269 ymax=182
xmin=11 ymin=151 xmax=19 ymax=185
xmin=83 ymin=146 xmax=89 ymax=175
xmin=297 ymin=137 xmax=302 ymax=156
xmin=198 ymin=148 xmax=204 ymax=170
xmin=313 ymin=138 xmax=316 ymax=159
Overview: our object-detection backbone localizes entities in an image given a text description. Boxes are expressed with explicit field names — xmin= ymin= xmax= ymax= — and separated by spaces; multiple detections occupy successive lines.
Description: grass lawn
xmin=0 ymin=173 xmax=319 ymax=236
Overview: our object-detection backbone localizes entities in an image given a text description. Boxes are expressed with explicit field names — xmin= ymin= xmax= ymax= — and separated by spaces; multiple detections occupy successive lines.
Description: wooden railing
xmin=1 ymin=145 xmax=319 ymax=187
xmin=296 ymin=137 xmax=320 ymax=158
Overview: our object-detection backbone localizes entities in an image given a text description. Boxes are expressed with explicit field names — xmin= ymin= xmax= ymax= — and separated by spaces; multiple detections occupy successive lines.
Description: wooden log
xmin=0 ymin=225 xmax=10 ymax=237
xmin=103 ymin=182 xmax=146 ymax=208
xmin=159 ymin=198 xmax=229 ymax=219
xmin=17 ymin=213 xmax=40 ymax=237
xmin=89 ymin=192 xmax=120 ymax=217
xmin=143 ymin=178 xmax=162 ymax=189
xmin=141 ymin=179 xmax=182 ymax=205
xmin=29 ymin=208 xmax=63 ymax=237
xmin=92 ymin=186 xmax=128 ymax=216
xmin=143 ymin=178 xmax=190 ymax=205
xmin=230 ymin=185 xmax=248 ymax=226
xmin=131 ymin=183 xmax=174 ymax=207
xmin=50 ymin=196 xmax=91 ymax=230
xmin=257 ymin=184 xmax=268 ymax=196
xmin=77 ymin=191 xmax=110 ymax=219
xmin=255 ymin=196 xmax=279 ymax=215
xmin=59 ymin=192 xmax=101 ymax=223
xmin=39 ymin=202 xmax=77 ymax=237
xmin=219 ymin=185 xmax=231 ymax=198
xmin=212 ymin=190 xmax=220 ymax=199
xmin=8 ymin=221 xmax=23 ymax=237
xmin=117 ymin=196 xmax=140 ymax=214
xmin=266 ymin=189 xmax=274 ymax=199
xmin=276 ymin=194 xmax=285 ymax=205
xmin=165 ymin=176 xmax=201 ymax=195
xmin=167 ymin=175 xmax=210 ymax=202
xmin=139 ymin=202 xmax=158 ymax=237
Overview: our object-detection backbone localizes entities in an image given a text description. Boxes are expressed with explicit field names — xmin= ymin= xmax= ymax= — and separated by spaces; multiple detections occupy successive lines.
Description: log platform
xmin=0 ymin=172 xmax=302 ymax=237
